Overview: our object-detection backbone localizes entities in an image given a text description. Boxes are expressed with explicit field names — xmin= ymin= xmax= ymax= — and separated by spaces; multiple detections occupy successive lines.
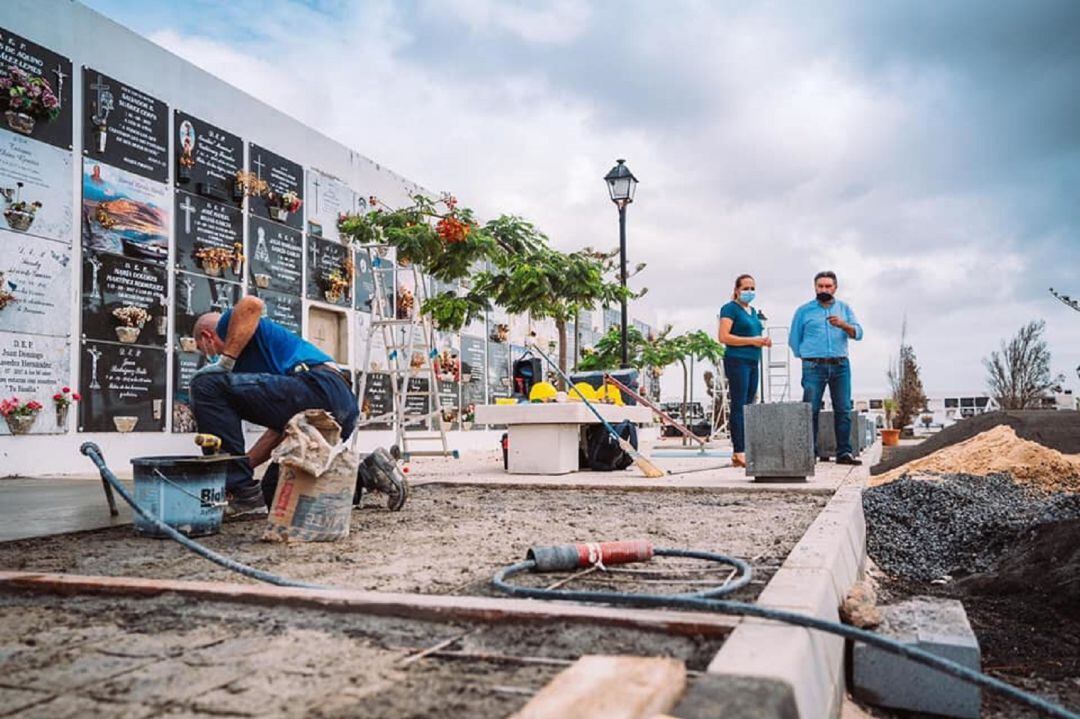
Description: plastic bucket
xmin=130 ymin=455 xmax=239 ymax=538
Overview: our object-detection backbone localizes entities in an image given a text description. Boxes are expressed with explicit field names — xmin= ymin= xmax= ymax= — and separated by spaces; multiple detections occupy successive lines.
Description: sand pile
xmin=871 ymin=424 xmax=1080 ymax=492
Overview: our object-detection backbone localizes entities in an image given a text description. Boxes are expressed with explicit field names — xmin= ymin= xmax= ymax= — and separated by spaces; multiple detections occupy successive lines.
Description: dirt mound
xmin=863 ymin=473 xmax=1080 ymax=581
xmin=872 ymin=409 xmax=1080 ymax=475
xmin=870 ymin=424 xmax=1080 ymax=492
xmin=959 ymin=519 xmax=1080 ymax=618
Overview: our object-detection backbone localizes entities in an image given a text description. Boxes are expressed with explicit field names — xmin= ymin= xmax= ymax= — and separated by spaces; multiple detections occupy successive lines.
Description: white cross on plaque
xmin=312 ymin=174 xmax=321 ymax=214
xmin=252 ymin=153 xmax=266 ymax=180
xmin=52 ymin=63 xmax=68 ymax=100
xmin=179 ymin=195 xmax=196 ymax=234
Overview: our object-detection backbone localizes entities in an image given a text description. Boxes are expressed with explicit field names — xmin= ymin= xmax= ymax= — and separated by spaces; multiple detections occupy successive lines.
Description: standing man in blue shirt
xmin=189 ymin=295 xmax=360 ymax=514
xmin=789 ymin=271 xmax=864 ymax=465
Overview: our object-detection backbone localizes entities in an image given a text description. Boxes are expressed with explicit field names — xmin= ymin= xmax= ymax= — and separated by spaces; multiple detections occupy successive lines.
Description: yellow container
xmin=570 ymin=382 xmax=599 ymax=402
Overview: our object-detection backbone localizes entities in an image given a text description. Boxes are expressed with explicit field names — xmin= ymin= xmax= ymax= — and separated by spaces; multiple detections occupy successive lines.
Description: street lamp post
xmin=603 ymin=159 xmax=638 ymax=368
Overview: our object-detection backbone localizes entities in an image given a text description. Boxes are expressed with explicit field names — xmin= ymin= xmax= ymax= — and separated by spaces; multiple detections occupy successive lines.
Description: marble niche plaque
xmin=0 ymin=331 xmax=70 ymax=435
xmin=306 ymin=234 xmax=351 ymax=307
xmin=0 ymin=130 xmax=74 ymax=243
xmin=0 ymin=28 xmax=74 ymax=151
xmin=0 ymin=231 xmax=70 ymax=336
xmin=174 ymin=110 xmax=242 ymax=205
xmin=305 ymin=168 xmax=356 ymax=241
xmin=247 ymin=215 xmax=302 ymax=296
xmin=82 ymin=67 xmax=168 ymax=182
xmin=252 ymin=287 xmax=302 ymax=336
xmin=171 ymin=350 xmax=201 ymax=434
xmin=81 ymin=160 xmax=169 ymax=264
xmin=79 ymin=340 xmax=166 ymax=432
xmin=173 ymin=271 xmax=241 ymax=349
xmin=174 ymin=190 xmax=244 ymax=278
xmin=80 ymin=252 xmax=168 ymax=347
xmin=460 ymin=334 xmax=487 ymax=411
xmin=354 ymin=247 xmax=375 ymax=312
xmin=359 ymin=371 xmax=393 ymax=430
xmin=248 ymin=143 xmax=303 ymax=231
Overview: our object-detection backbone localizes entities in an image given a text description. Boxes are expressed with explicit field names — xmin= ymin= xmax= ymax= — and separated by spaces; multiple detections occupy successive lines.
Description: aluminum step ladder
xmin=355 ymin=247 xmax=458 ymax=461
xmin=764 ymin=325 xmax=792 ymax=403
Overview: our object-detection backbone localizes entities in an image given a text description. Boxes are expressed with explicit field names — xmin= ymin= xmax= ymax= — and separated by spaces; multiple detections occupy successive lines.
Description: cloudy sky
xmin=86 ymin=0 xmax=1080 ymax=398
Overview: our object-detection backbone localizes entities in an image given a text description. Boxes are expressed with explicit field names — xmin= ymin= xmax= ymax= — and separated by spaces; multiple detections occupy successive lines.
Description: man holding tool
xmin=789 ymin=270 xmax=864 ymax=465
xmin=189 ymin=295 xmax=359 ymax=514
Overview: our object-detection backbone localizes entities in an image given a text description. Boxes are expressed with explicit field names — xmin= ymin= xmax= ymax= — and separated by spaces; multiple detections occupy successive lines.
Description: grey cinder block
xmin=745 ymin=402 xmax=815 ymax=480
xmin=817 ymin=410 xmax=862 ymax=456
xmin=852 ymin=597 xmax=981 ymax=719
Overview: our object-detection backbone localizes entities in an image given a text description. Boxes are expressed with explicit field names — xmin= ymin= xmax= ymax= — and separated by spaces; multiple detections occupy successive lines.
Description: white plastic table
xmin=473 ymin=403 xmax=653 ymax=475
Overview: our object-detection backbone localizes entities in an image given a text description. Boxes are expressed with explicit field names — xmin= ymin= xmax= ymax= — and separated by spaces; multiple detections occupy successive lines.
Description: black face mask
xmin=816 ymin=292 xmax=834 ymax=303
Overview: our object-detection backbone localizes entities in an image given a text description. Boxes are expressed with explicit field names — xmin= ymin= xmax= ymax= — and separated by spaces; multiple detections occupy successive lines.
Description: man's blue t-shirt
xmin=216 ymin=311 xmax=332 ymax=375
xmin=718 ymin=301 xmax=763 ymax=361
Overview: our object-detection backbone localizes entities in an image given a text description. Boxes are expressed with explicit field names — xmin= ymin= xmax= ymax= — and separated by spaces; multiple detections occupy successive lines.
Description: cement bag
xmin=263 ymin=409 xmax=359 ymax=542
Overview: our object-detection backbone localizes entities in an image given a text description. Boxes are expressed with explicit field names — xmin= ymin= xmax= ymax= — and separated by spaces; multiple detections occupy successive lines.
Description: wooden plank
xmin=511 ymin=654 xmax=686 ymax=719
xmin=0 ymin=572 xmax=736 ymax=637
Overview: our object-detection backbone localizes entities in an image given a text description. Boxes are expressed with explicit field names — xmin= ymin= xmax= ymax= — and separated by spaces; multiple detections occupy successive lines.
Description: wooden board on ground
xmin=511 ymin=654 xmax=686 ymax=719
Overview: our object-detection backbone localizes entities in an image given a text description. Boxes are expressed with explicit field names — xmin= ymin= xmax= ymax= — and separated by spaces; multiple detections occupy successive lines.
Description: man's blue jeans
xmin=723 ymin=356 xmax=759 ymax=454
xmin=800 ymin=358 xmax=853 ymax=458
xmin=190 ymin=368 xmax=359 ymax=493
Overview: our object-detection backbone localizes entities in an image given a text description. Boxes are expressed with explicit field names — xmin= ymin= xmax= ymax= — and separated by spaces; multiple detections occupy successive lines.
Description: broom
xmin=525 ymin=338 xmax=664 ymax=478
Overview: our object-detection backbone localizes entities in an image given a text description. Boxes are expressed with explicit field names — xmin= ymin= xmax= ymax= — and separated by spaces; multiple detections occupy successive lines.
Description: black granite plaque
xmin=82 ymin=68 xmax=168 ymax=182
xmin=252 ymin=287 xmax=302 ymax=335
xmin=360 ymin=371 xmax=392 ymax=430
xmin=171 ymin=350 xmax=200 ymax=433
xmin=174 ymin=111 xmax=242 ymax=204
xmin=79 ymin=340 xmax=166 ymax=432
xmin=354 ymin=247 xmax=375 ymax=312
xmin=174 ymin=190 xmax=243 ymax=277
xmin=0 ymin=28 xmax=74 ymax=150
xmin=460 ymin=334 xmax=486 ymax=409
xmin=487 ymin=340 xmax=510 ymax=400
xmin=437 ymin=378 xmax=460 ymax=423
xmin=247 ymin=215 xmax=301 ymax=296
xmin=248 ymin=143 xmax=302 ymax=230
xmin=306 ymin=234 xmax=351 ymax=307
xmin=81 ymin=252 xmax=167 ymax=347
xmin=404 ymin=376 xmax=430 ymax=428
xmin=173 ymin=271 xmax=241 ymax=349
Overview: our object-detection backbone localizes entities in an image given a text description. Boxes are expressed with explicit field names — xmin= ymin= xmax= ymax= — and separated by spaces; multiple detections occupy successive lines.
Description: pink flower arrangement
xmin=0 ymin=396 xmax=44 ymax=418
xmin=53 ymin=387 xmax=80 ymax=410
xmin=266 ymin=190 xmax=302 ymax=213
xmin=0 ymin=66 xmax=61 ymax=121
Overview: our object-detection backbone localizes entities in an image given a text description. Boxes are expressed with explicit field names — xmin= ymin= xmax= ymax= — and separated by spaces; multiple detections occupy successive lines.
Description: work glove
xmin=191 ymin=355 xmax=236 ymax=383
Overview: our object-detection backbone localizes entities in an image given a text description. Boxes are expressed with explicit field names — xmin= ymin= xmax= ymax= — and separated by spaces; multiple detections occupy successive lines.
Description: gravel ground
xmin=0 ymin=486 xmax=825 ymax=600
xmin=0 ymin=592 xmax=726 ymax=718
xmin=863 ymin=473 xmax=1080 ymax=580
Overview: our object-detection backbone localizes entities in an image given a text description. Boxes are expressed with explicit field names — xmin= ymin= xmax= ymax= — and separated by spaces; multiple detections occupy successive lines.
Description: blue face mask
xmin=739 ymin=290 xmax=756 ymax=304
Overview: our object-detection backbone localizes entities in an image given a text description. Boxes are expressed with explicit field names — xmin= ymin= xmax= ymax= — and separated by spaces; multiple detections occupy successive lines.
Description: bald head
xmin=193 ymin=312 xmax=224 ymax=357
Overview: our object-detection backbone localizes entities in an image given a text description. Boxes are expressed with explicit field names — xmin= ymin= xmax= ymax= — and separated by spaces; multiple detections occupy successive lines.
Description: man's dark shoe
xmin=817 ymin=456 xmax=831 ymax=462
xmin=355 ymin=447 xmax=409 ymax=511
xmin=226 ymin=482 xmax=266 ymax=517
xmin=836 ymin=453 xmax=862 ymax=466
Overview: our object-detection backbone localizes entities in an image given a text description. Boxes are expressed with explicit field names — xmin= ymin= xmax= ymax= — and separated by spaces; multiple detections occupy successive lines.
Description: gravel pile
xmin=863 ymin=473 xmax=1080 ymax=581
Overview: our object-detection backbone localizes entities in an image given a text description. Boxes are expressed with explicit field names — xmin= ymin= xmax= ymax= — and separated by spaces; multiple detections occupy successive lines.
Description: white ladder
xmin=355 ymin=247 xmax=457 ymax=460
xmin=765 ymin=325 xmax=792 ymax=403
xmin=709 ymin=368 xmax=731 ymax=441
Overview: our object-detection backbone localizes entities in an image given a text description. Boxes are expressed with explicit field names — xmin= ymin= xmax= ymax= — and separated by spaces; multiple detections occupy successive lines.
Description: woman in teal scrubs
xmin=717 ymin=274 xmax=771 ymax=467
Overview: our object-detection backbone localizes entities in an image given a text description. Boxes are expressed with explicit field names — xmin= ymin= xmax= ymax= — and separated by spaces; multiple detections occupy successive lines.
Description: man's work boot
xmin=355 ymin=447 xmax=409 ymax=511
xmin=225 ymin=482 xmax=266 ymax=517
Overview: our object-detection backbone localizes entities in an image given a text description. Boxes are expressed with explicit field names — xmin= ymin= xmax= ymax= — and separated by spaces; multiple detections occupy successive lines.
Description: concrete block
xmin=745 ymin=402 xmax=815 ymax=480
xmin=817 ymin=411 xmax=861 ymax=457
xmin=674 ymin=674 xmax=798 ymax=719
xmin=507 ymin=424 xmax=580 ymax=474
xmin=852 ymin=597 xmax=981 ymax=719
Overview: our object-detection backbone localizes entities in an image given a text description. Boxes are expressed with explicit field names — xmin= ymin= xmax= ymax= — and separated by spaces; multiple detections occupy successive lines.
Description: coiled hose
xmin=493 ymin=557 xmax=1080 ymax=719
xmin=78 ymin=443 xmax=1077 ymax=718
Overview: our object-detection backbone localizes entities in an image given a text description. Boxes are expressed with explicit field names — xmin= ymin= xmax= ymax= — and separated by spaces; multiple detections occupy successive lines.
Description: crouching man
xmin=190 ymin=295 xmax=358 ymax=515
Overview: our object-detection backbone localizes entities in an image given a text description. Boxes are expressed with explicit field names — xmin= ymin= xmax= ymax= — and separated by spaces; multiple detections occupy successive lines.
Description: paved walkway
xmin=0 ymin=476 xmax=132 ymax=543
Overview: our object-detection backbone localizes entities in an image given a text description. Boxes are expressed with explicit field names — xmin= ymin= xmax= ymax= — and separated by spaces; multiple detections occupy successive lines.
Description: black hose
xmin=79 ymin=443 xmax=324 ymax=590
xmin=492 ymin=558 xmax=1080 ymax=719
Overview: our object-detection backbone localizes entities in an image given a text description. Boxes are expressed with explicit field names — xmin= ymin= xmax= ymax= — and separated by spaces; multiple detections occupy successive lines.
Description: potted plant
xmin=881 ymin=398 xmax=901 ymax=446
xmin=112 ymin=305 xmax=150 ymax=343
xmin=0 ymin=66 xmax=61 ymax=136
xmin=0 ymin=271 xmax=15 ymax=311
xmin=489 ymin=323 xmax=509 ymax=343
xmin=254 ymin=273 xmax=271 ymax=289
xmin=1 ymin=182 xmax=43 ymax=232
xmin=194 ymin=246 xmax=234 ymax=277
xmin=233 ymin=170 xmax=268 ymax=200
xmin=322 ymin=268 xmax=351 ymax=304
xmin=461 ymin=405 xmax=475 ymax=431
xmin=179 ymin=336 xmax=198 ymax=352
xmin=52 ymin=387 xmax=80 ymax=428
xmin=177 ymin=144 xmax=195 ymax=183
xmin=396 ymin=287 xmax=415 ymax=318
xmin=266 ymin=190 xmax=302 ymax=222
xmin=1 ymin=396 xmax=43 ymax=435
xmin=231 ymin=243 xmax=245 ymax=276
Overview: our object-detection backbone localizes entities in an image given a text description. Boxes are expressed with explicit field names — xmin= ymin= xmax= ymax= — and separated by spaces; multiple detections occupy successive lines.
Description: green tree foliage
xmin=886 ymin=344 xmax=928 ymax=429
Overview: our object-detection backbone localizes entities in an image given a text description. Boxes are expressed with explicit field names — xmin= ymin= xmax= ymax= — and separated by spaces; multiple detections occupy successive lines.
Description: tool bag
xmin=583 ymin=420 xmax=638 ymax=471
